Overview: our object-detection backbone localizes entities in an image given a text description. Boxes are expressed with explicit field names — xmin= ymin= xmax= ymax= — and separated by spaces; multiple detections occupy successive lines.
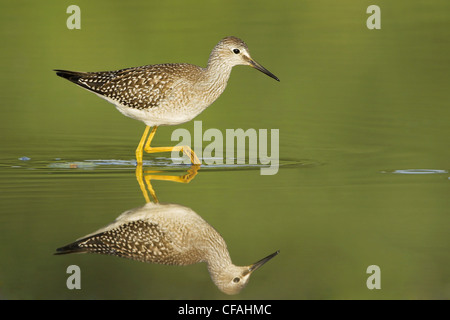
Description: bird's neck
xmin=198 ymin=55 xmax=233 ymax=100
xmin=206 ymin=50 xmax=233 ymax=74
xmin=204 ymin=236 xmax=233 ymax=278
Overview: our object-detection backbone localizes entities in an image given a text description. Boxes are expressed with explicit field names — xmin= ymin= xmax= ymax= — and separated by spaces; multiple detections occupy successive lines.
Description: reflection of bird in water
xmin=55 ymin=202 xmax=279 ymax=295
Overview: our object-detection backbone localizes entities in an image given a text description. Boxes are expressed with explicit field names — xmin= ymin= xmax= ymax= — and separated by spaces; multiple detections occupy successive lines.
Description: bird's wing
xmin=55 ymin=64 xmax=202 ymax=110
xmin=55 ymin=220 xmax=183 ymax=264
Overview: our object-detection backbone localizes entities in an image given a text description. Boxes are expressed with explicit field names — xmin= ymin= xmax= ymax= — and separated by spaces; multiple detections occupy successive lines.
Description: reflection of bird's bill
xmin=247 ymin=250 xmax=280 ymax=274
xmin=246 ymin=57 xmax=280 ymax=82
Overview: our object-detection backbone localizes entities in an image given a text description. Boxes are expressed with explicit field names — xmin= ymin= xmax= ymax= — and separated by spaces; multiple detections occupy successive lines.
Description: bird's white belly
xmin=97 ymin=94 xmax=205 ymax=126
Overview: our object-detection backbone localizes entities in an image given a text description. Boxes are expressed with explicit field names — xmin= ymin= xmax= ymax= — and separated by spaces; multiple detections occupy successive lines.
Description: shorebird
xmin=54 ymin=36 xmax=279 ymax=165
xmin=55 ymin=202 xmax=279 ymax=295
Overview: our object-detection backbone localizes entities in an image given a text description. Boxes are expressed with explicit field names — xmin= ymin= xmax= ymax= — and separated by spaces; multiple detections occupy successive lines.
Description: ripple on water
xmin=2 ymin=157 xmax=321 ymax=174
xmin=381 ymin=169 xmax=448 ymax=175
xmin=44 ymin=158 xmax=319 ymax=172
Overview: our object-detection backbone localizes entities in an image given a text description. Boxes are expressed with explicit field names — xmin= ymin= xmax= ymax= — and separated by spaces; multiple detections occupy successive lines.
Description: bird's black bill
xmin=249 ymin=250 xmax=280 ymax=273
xmin=249 ymin=60 xmax=280 ymax=82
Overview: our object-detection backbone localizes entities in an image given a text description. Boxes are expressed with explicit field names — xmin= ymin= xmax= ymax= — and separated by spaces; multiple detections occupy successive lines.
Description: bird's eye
xmin=233 ymin=277 xmax=240 ymax=283
xmin=233 ymin=49 xmax=240 ymax=54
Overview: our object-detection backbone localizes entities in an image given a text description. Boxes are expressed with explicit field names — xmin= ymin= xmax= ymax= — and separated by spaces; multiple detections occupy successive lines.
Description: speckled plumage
xmin=71 ymin=220 xmax=181 ymax=264
xmin=60 ymin=64 xmax=203 ymax=111
xmin=55 ymin=202 xmax=279 ymax=295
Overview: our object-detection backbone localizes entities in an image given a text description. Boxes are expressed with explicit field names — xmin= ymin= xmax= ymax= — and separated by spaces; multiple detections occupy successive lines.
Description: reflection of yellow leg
xmin=135 ymin=164 xmax=200 ymax=203
xmin=144 ymin=164 xmax=200 ymax=184
xmin=135 ymin=164 xmax=155 ymax=203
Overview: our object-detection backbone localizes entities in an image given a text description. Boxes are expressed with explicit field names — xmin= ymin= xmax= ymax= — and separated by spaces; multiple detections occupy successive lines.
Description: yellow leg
xmin=135 ymin=126 xmax=152 ymax=165
xmin=142 ymin=126 xmax=201 ymax=165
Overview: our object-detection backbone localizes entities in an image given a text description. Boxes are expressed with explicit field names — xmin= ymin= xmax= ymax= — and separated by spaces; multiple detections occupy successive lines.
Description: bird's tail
xmin=54 ymin=240 xmax=87 ymax=255
xmin=54 ymin=69 xmax=88 ymax=84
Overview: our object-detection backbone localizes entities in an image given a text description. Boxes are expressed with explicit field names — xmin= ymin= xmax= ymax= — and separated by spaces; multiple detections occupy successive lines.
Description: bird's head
xmin=210 ymin=250 xmax=280 ymax=295
xmin=210 ymin=36 xmax=280 ymax=81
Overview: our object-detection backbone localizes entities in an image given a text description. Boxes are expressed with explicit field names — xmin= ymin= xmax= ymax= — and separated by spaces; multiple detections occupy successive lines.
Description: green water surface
xmin=0 ymin=1 xmax=449 ymax=299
